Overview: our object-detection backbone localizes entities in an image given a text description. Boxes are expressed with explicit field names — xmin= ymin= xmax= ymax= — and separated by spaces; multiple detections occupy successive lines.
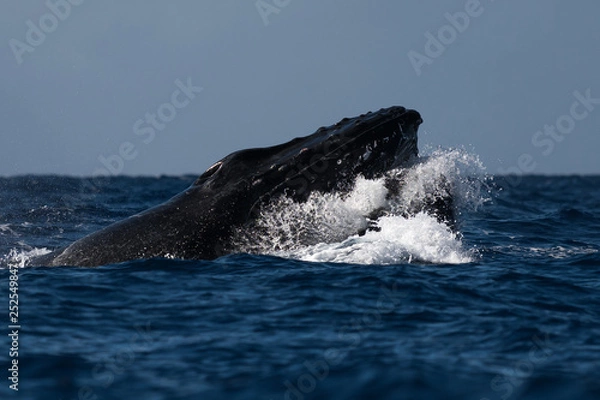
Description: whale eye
xmin=204 ymin=161 xmax=223 ymax=176
xmin=193 ymin=161 xmax=223 ymax=186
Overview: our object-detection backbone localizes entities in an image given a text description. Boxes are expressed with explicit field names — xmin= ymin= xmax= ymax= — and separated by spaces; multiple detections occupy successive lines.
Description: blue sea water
xmin=1 ymin=171 xmax=599 ymax=399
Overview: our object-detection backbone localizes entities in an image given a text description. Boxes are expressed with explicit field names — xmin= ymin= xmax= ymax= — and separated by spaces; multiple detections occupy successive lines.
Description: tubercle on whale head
xmin=193 ymin=106 xmax=423 ymax=204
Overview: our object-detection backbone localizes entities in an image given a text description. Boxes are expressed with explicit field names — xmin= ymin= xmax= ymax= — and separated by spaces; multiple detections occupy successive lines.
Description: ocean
xmin=1 ymin=150 xmax=599 ymax=400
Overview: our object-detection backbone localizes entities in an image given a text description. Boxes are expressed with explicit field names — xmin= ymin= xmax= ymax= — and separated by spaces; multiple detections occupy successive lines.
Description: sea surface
xmin=1 ymin=159 xmax=599 ymax=399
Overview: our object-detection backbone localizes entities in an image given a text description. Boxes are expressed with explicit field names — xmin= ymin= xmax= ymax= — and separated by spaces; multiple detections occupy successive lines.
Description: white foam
xmin=235 ymin=148 xmax=487 ymax=265
xmin=235 ymin=177 xmax=387 ymax=254
xmin=1 ymin=248 xmax=51 ymax=269
xmin=0 ymin=224 xmax=18 ymax=236
xmin=399 ymin=147 xmax=489 ymax=212
xmin=289 ymin=213 xmax=473 ymax=264
xmin=496 ymin=245 xmax=599 ymax=260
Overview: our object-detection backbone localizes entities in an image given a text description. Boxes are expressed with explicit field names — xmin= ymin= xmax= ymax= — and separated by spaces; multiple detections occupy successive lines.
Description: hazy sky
xmin=1 ymin=0 xmax=599 ymax=177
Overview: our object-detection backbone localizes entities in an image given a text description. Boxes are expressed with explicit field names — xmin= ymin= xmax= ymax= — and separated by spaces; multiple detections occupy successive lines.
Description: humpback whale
xmin=30 ymin=106 xmax=453 ymax=267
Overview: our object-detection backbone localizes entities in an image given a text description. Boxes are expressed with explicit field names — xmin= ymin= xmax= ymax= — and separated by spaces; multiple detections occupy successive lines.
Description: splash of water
xmin=234 ymin=148 xmax=488 ymax=264
xmin=1 ymin=248 xmax=51 ymax=269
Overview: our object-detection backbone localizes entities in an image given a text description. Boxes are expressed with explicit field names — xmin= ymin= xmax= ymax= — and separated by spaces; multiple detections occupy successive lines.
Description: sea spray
xmin=1 ymin=248 xmax=51 ymax=269
xmin=234 ymin=148 xmax=488 ymax=264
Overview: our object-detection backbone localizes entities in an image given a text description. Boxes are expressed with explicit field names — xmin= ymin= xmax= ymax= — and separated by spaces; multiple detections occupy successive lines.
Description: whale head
xmin=28 ymin=106 xmax=425 ymax=266
xmin=193 ymin=106 xmax=422 ymax=208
